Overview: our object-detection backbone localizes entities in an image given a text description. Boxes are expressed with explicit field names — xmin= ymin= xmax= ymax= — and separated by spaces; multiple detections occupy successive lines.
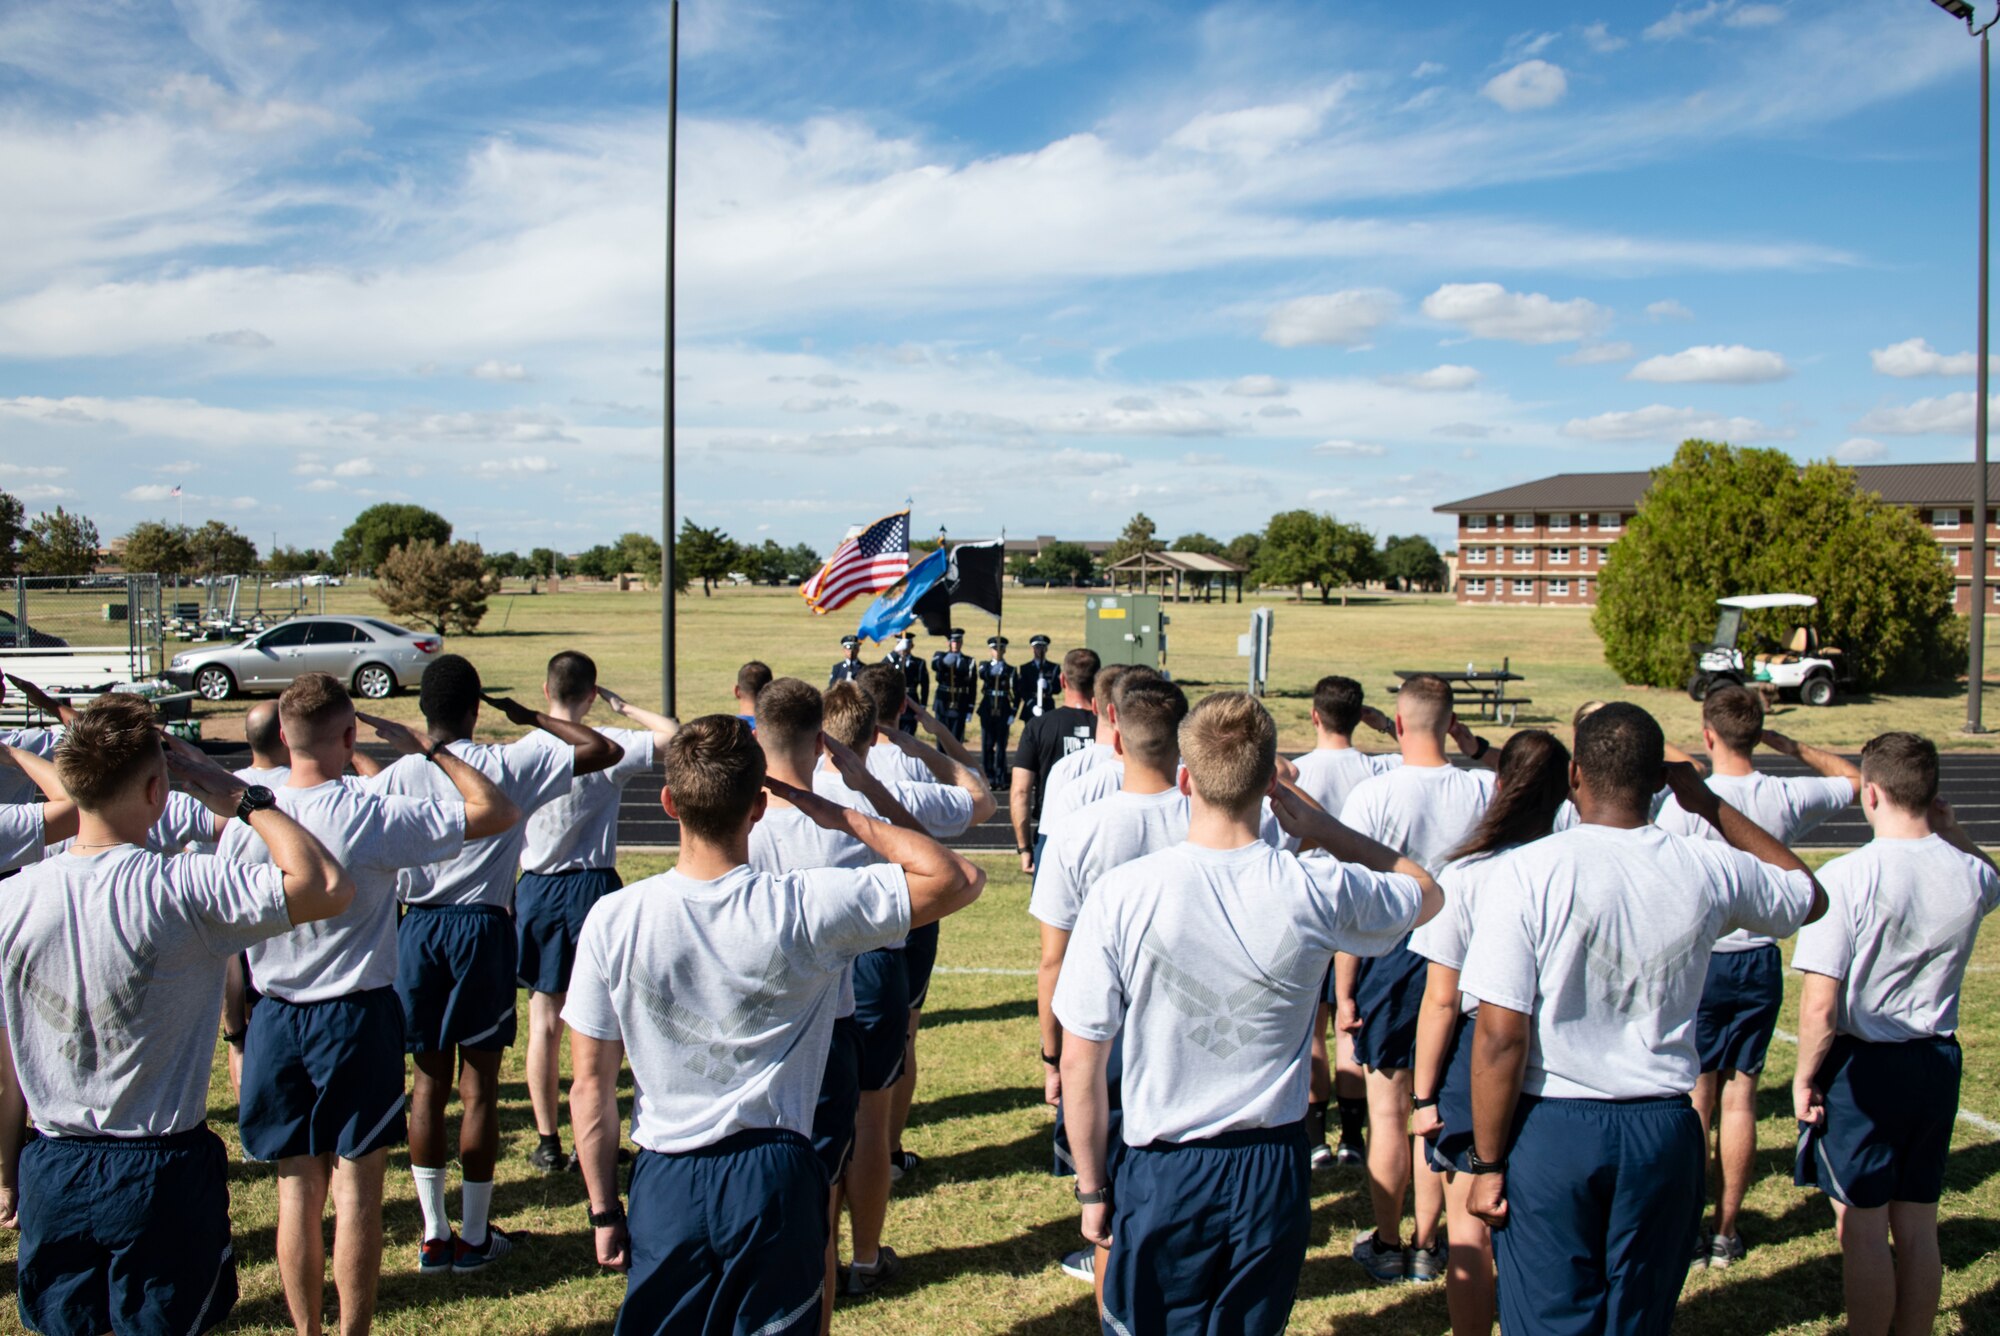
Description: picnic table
xmin=1389 ymin=658 xmax=1531 ymax=726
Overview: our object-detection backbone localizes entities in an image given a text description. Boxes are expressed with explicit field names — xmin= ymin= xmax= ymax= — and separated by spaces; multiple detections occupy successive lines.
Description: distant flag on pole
xmin=170 ymin=485 xmax=182 ymax=497
xmin=802 ymin=509 xmax=911 ymax=614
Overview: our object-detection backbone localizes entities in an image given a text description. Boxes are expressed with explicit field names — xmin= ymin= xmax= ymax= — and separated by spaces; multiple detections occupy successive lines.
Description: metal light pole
xmin=660 ymin=0 xmax=680 ymax=717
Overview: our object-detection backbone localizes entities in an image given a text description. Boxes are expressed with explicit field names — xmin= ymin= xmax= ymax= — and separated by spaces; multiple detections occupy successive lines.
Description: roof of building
xmin=1435 ymin=463 xmax=2000 ymax=515
xmin=1102 ymin=550 xmax=1248 ymax=574
xmin=1003 ymin=536 xmax=1114 ymax=555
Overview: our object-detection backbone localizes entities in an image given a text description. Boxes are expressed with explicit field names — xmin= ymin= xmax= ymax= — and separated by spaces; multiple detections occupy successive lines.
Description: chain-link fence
xmin=2 ymin=574 xmax=163 ymax=672
xmin=158 ymin=573 xmax=339 ymax=643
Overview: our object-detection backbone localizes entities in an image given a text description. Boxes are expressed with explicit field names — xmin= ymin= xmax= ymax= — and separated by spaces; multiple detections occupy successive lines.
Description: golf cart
xmin=1687 ymin=593 xmax=1851 ymax=707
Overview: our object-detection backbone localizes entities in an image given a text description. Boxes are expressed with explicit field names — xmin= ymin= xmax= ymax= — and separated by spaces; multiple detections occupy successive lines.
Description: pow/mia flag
xmin=915 ymin=539 xmax=1005 ymax=636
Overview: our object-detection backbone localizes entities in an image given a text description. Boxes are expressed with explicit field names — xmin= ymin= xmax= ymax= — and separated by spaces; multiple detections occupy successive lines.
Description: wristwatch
xmin=588 ymin=1202 xmax=626 ymax=1228
xmin=1074 ymin=1184 xmax=1113 ymax=1207
xmin=1467 ymin=1150 xmax=1508 ymax=1175
xmin=1412 ymin=1095 xmax=1439 ymax=1111
xmin=235 ymin=785 xmax=277 ymax=823
xmin=422 ymin=740 xmax=446 ymax=763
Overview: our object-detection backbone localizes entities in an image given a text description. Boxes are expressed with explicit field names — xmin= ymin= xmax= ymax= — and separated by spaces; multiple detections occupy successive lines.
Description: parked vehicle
xmin=1688 ymin=593 xmax=1850 ymax=707
xmin=165 ymin=615 xmax=441 ymax=701
xmin=0 ymin=610 xmax=69 ymax=649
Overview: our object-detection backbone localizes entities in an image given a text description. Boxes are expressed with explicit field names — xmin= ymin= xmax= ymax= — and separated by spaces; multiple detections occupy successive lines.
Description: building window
xmin=1513 ymin=513 xmax=1535 ymax=531
xmin=1550 ymin=547 xmax=1571 ymax=564
xmin=1467 ymin=514 xmax=1488 ymax=532
xmin=1599 ymin=512 xmax=1622 ymax=531
xmin=1935 ymin=508 xmax=1962 ymax=529
xmin=1466 ymin=579 xmax=1487 ymax=596
xmin=1466 ymin=547 xmax=1487 ymax=564
xmin=1581 ymin=580 xmax=1592 ymax=598
xmin=1513 ymin=548 xmax=1534 ymax=564
xmin=1550 ymin=513 xmax=1571 ymax=532
xmin=1550 ymin=579 xmax=1570 ymax=597
xmin=1512 ymin=579 xmax=1534 ymax=597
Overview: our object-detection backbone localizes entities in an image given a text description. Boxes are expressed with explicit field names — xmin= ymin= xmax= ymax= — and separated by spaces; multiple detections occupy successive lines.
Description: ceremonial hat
xmin=988 ymin=635 xmax=1009 ymax=648
xmin=1028 ymin=634 xmax=1051 ymax=647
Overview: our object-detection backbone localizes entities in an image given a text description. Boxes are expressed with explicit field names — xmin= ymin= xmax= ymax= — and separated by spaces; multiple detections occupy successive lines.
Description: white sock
xmin=411 ymin=1165 xmax=450 ymax=1243
xmin=461 ymin=1178 xmax=494 ymax=1248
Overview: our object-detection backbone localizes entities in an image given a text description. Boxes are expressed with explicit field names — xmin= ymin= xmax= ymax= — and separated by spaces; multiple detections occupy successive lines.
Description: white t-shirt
xmin=367 ymin=736 xmax=573 ymax=908
xmin=1458 ymin=824 xmax=1817 ymax=1100
xmin=0 ymin=726 xmax=60 ymax=806
xmin=1036 ymin=742 xmax=1120 ymax=838
xmin=815 ymin=768 xmax=975 ymax=841
xmin=562 ymin=863 xmax=910 ymax=1153
xmin=234 ymin=763 xmax=291 ymax=789
xmin=1291 ymin=748 xmax=1401 ymax=820
xmin=1053 ymin=841 xmax=1422 ymax=1145
xmin=1793 ymin=835 xmax=2000 ymax=1044
xmin=50 ymin=790 xmax=218 ymax=858
xmin=746 ymin=789 xmax=882 ymax=1019
xmin=1408 ymin=851 xmax=1504 ymax=1016
xmin=866 ymin=744 xmax=934 ymax=787
xmin=1553 ymin=788 xmax=1672 ymax=832
xmin=1658 ymin=771 xmax=1855 ymax=953
xmin=1341 ymin=763 xmax=1496 ymax=874
xmin=0 ymin=847 xmax=291 ymax=1136
xmin=218 ymin=778 xmax=465 ymax=1002
xmin=520 ymin=727 xmax=656 ymax=875
xmin=0 ymin=802 xmax=46 ymax=871
xmin=1030 ymin=788 xmax=1189 ymax=933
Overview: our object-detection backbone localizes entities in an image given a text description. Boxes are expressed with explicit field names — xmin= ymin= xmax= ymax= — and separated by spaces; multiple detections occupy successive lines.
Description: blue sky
xmin=0 ymin=0 xmax=1994 ymax=557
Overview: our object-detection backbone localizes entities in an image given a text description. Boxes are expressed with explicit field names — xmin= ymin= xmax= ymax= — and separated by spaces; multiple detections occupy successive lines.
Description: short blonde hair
xmin=1396 ymin=674 xmax=1453 ymax=734
xmin=56 ymin=693 xmax=163 ymax=810
xmin=1179 ymin=691 xmax=1276 ymax=814
xmin=823 ymin=682 xmax=875 ymax=751
xmin=278 ymin=672 xmax=353 ymax=746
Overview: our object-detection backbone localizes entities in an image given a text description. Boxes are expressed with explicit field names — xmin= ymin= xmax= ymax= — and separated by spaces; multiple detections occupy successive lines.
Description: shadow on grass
xmin=994 ymin=1292 xmax=1099 ymax=1334
xmin=918 ymin=1128 xmax=1056 ymax=1185
xmin=862 ymin=1214 xmax=1084 ymax=1299
xmin=1673 ymin=1250 xmax=1845 ymax=1332
xmin=923 ymin=998 xmax=1039 ymax=1028
xmin=909 ymin=1084 xmax=1045 ymax=1131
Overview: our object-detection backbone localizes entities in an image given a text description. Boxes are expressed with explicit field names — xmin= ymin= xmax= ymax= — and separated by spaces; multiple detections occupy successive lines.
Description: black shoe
xmin=528 ymin=1142 xmax=569 ymax=1174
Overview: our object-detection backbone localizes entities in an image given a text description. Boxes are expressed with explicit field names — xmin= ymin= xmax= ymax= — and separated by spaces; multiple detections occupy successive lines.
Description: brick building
xmin=1436 ymin=463 xmax=2000 ymax=613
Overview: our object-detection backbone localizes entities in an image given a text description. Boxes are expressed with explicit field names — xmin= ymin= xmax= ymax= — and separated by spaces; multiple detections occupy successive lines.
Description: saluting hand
xmin=596 ymin=686 xmax=630 ymax=716
xmin=4 ymin=673 xmax=66 ymax=719
xmin=357 ymin=712 xmax=428 ymax=756
xmin=820 ymin=731 xmax=872 ymax=786
xmin=1360 ymin=704 xmax=1395 ymax=736
xmin=481 ymin=693 xmax=539 ymax=727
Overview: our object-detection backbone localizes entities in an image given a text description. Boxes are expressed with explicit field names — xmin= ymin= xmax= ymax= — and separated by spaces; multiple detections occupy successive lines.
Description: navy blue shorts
xmin=619 ymin=1129 xmax=826 ymax=1336
xmin=1796 ymin=1034 xmax=1961 ymax=1209
xmin=814 ymin=1017 xmax=863 ymax=1185
xmin=17 ymin=1126 xmax=238 ymax=1336
xmin=851 ymin=947 xmax=910 ymax=1091
xmin=396 ymin=905 xmax=518 ymax=1054
xmin=1052 ymin=1031 xmax=1124 ymax=1178
xmin=516 ymin=867 xmax=621 ymax=995
xmin=1696 ymin=946 xmax=1783 ymax=1076
xmin=1102 ymin=1122 xmax=1311 ymax=1336
xmin=903 ymin=921 xmax=941 ymax=1011
xmin=1352 ymin=939 xmax=1425 ymax=1072
xmin=1425 ymin=1011 xmax=1475 ymax=1175
xmin=239 ymin=987 xmax=407 ymax=1162
xmin=1491 ymin=1095 xmax=1702 ymax=1336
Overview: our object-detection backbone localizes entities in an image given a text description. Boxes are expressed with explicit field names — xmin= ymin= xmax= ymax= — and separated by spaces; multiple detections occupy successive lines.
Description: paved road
xmin=201 ymin=744 xmax=2000 ymax=852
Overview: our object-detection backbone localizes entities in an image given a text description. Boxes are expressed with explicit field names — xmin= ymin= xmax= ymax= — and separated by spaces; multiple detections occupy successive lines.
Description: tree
xmin=618 ymin=533 xmax=665 ymax=585
xmin=1595 ymin=440 xmax=1964 ymax=690
xmin=187 ymin=520 xmax=257 ymax=578
xmin=20 ymin=507 xmax=99 ymax=576
xmin=0 ymin=491 xmax=24 ymax=577
xmin=1226 ymin=531 xmax=1262 ymax=573
xmin=267 ymin=546 xmax=327 ymax=575
xmin=1035 ymin=541 xmax=1098 ymax=587
xmin=782 ymin=543 xmax=820 ymax=583
xmin=677 ymin=520 xmax=737 ymax=596
xmin=1379 ymin=534 xmax=1448 ymax=593
xmin=375 ymin=539 xmax=489 ymax=635
xmin=527 ymin=547 xmax=568 ymax=579
xmin=331 ymin=504 xmax=452 ymax=576
xmin=482 ymin=550 xmax=524 ymax=579
xmin=121 ymin=521 xmax=193 ymax=578
xmin=1105 ymin=512 xmax=1166 ymax=566
xmin=1171 ymin=532 xmax=1226 ymax=597
xmin=573 ymin=545 xmax=619 ymax=580
xmin=1255 ymin=510 xmax=1377 ymax=604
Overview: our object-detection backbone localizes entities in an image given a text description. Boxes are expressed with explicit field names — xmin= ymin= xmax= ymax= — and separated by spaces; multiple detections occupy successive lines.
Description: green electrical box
xmin=1084 ymin=594 xmax=1168 ymax=670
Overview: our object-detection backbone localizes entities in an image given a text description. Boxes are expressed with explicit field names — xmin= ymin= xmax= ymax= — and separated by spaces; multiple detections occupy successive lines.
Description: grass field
xmin=178 ymin=583 xmax=2000 ymax=752
xmin=1 ymin=849 xmax=1995 ymax=1336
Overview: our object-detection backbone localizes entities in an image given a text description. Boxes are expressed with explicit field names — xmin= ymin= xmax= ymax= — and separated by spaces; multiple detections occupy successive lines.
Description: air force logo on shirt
xmin=1144 ymin=924 xmax=1304 ymax=1059
xmin=637 ymin=949 xmax=794 ymax=1089
xmin=19 ymin=944 xmax=159 ymax=1074
xmin=1579 ymin=916 xmax=1705 ymax=1014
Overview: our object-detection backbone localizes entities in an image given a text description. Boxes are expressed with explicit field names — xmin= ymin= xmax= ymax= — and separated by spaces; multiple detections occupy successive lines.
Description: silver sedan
xmin=165 ymin=615 xmax=444 ymax=701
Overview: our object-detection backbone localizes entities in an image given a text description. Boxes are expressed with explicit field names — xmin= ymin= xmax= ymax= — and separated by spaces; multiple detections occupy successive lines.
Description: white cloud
xmin=470 ymin=359 xmax=529 ymax=382
xmin=1559 ymin=340 xmax=1637 ymax=366
xmin=1036 ymin=404 xmax=1229 ymax=437
xmin=1645 ymin=299 xmax=1694 ymax=321
xmin=1853 ymin=392 xmax=2000 ymax=436
xmin=1412 ymin=61 xmax=1446 ymax=79
xmin=1628 ymin=344 xmax=1790 ymax=384
xmin=1044 ymin=448 xmax=1130 ymax=473
xmin=1311 ymin=439 xmax=1386 ymax=457
xmin=1166 ymin=86 xmax=1347 ymax=160
xmin=1422 ymin=282 xmax=1609 ymax=344
xmin=124 ymin=484 xmax=176 ymax=501
xmin=1224 ymin=374 xmax=1290 ymax=398
xmin=1727 ymin=5 xmax=1786 ymax=29
xmin=1378 ymin=364 xmax=1481 ymax=392
xmin=1869 ymin=337 xmax=1989 ymax=378
xmin=1580 ymin=21 xmax=1627 ymax=53
xmin=301 ymin=478 xmax=340 ymax=493
xmin=472 ymin=455 xmax=560 ymax=476
xmin=1834 ymin=437 xmax=1885 ymax=463
xmin=1257 ymin=404 xmax=1301 ymax=418
xmin=205 ymin=328 xmax=272 ymax=349
xmin=1482 ymin=61 xmax=1568 ymax=113
xmin=331 ymin=458 xmax=377 ymax=478
xmin=1262 ymin=289 xmax=1400 ymax=348
xmin=1559 ymin=404 xmax=1790 ymax=442
xmin=0 ymin=462 xmax=67 ymax=479
xmin=11 ymin=483 xmax=71 ymax=501
xmin=1646 ymin=1 xmax=1784 ymax=41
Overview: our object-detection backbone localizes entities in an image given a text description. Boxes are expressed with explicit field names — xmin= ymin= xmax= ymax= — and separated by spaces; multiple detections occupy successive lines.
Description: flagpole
xmin=997 ymin=526 xmax=1005 ymax=640
xmin=659 ymin=0 xmax=679 ymax=717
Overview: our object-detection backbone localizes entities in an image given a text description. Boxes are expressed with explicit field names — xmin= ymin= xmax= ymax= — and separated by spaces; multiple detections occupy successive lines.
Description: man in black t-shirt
xmin=1008 ymin=647 xmax=1100 ymax=875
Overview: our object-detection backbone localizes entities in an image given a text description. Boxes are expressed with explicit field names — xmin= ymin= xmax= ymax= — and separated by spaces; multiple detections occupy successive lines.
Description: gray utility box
xmin=1084 ymin=594 xmax=1168 ymax=670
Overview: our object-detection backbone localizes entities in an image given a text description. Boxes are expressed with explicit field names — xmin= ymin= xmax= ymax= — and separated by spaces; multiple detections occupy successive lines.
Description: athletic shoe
xmin=845 ymin=1247 xmax=903 ymax=1296
xmin=1407 ymin=1241 xmax=1446 ymax=1283
xmin=453 ymin=1227 xmax=514 ymax=1274
xmin=1333 ymin=1140 xmax=1365 ymax=1168
xmin=1689 ymin=1233 xmax=1710 ymax=1271
xmin=527 ymin=1143 xmax=569 ymax=1174
xmin=1059 ymin=1249 xmax=1095 ymax=1283
xmin=1709 ymin=1234 xmax=1746 ymax=1270
xmin=1351 ymin=1230 xmax=1407 ymax=1284
xmin=888 ymin=1149 xmax=923 ymax=1182
xmin=1309 ymin=1142 xmax=1335 ymax=1172
xmin=419 ymin=1236 xmax=455 ymax=1275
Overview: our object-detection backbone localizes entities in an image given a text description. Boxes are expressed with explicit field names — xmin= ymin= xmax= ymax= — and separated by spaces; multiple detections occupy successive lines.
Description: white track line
xmin=1772 ymin=1028 xmax=1997 ymax=1140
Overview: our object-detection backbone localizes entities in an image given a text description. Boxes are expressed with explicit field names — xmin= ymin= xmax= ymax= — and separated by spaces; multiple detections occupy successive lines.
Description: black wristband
xmin=1470 ymin=735 xmax=1491 ymax=761
xmin=1041 ymin=1050 xmax=1060 ymax=1066
xmin=1467 ymin=1150 xmax=1507 ymax=1175
xmin=222 ymin=1028 xmax=246 ymax=1048
xmin=588 ymin=1202 xmax=626 ymax=1228
xmin=1412 ymin=1096 xmax=1439 ymax=1110
xmin=423 ymin=740 xmax=444 ymax=763
xmin=1074 ymin=1184 xmax=1112 ymax=1207
xmin=1018 ymin=846 xmax=1032 ymax=856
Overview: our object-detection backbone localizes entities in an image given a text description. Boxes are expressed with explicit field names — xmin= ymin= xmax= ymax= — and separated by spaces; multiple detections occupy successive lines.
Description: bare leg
xmin=1412 ymin=1136 xmax=1445 ymax=1250
xmin=1836 ymin=1202 xmax=1896 ymax=1336
xmin=525 ymin=992 xmax=565 ymax=1140
xmin=1309 ymin=1004 xmax=1332 ymax=1106
xmin=1364 ymin=1068 xmax=1412 ymax=1247
xmin=408 ymin=1051 xmax=454 ymax=1170
xmin=276 ymin=1153 xmax=333 ymax=1336
xmin=1715 ymin=1070 xmax=1759 ymax=1239
xmin=888 ymin=1008 xmax=920 ymax=1158
xmin=1692 ymin=1069 xmax=1720 ymax=1228
xmin=848 ymin=1089 xmax=894 ymax=1265
xmin=223 ymin=957 xmax=248 ymax=1102
xmin=1887 ymin=1201 xmax=1942 ymax=1336
xmin=1441 ymin=1169 xmax=1496 ymax=1336
xmin=330 ymin=1149 xmax=388 ymax=1336
xmin=457 ymin=1048 xmax=502 ymax=1181
xmin=821 ymin=1185 xmax=840 ymax=1336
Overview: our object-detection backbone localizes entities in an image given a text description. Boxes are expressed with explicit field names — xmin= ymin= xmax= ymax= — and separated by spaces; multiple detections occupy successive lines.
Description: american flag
xmin=802 ymin=510 xmax=911 ymax=614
